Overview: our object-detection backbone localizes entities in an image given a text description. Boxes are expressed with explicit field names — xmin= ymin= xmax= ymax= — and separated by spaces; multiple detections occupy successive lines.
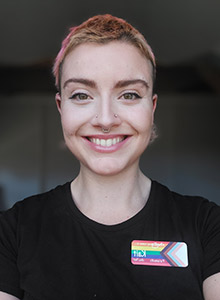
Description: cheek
xmin=60 ymin=108 xmax=82 ymax=136
xmin=124 ymin=106 xmax=154 ymax=132
xmin=61 ymin=115 xmax=73 ymax=137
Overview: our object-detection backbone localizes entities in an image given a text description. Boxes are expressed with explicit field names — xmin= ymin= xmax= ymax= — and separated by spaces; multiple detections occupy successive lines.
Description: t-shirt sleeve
xmin=199 ymin=200 xmax=220 ymax=281
xmin=0 ymin=206 xmax=23 ymax=299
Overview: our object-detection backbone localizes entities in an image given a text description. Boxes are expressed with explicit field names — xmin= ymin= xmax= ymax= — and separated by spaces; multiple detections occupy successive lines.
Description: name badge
xmin=131 ymin=240 xmax=188 ymax=267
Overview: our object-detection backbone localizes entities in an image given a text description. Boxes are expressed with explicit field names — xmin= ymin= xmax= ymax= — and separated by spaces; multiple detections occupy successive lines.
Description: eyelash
xmin=120 ymin=92 xmax=141 ymax=100
xmin=69 ymin=93 xmax=91 ymax=101
xmin=69 ymin=92 xmax=141 ymax=102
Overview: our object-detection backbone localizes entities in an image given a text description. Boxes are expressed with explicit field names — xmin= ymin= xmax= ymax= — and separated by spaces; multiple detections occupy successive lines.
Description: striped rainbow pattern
xmin=131 ymin=240 xmax=188 ymax=267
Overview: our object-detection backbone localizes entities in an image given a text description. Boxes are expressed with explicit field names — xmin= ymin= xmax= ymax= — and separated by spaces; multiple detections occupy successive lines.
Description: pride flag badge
xmin=131 ymin=240 xmax=188 ymax=267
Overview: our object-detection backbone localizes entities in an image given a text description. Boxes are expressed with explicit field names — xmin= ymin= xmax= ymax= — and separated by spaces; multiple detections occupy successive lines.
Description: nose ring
xmin=96 ymin=114 xmax=118 ymax=133
xmin=102 ymin=128 xmax=110 ymax=133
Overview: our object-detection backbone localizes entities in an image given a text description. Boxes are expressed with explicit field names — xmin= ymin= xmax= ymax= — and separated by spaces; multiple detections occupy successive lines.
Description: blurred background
xmin=0 ymin=0 xmax=219 ymax=209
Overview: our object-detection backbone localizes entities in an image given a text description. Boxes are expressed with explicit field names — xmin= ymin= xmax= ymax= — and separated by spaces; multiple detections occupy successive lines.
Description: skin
xmin=2 ymin=41 xmax=219 ymax=300
xmin=56 ymin=40 xmax=220 ymax=298
xmin=0 ymin=292 xmax=19 ymax=300
xmin=56 ymin=41 xmax=157 ymax=224
xmin=57 ymin=41 xmax=157 ymax=177
xmin=203 ymin=273 xmax=220 ymax=300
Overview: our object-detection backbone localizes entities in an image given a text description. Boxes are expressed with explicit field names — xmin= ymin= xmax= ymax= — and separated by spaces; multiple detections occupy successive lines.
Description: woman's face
xmin=56 ymin=41 xmax=157 ymax=176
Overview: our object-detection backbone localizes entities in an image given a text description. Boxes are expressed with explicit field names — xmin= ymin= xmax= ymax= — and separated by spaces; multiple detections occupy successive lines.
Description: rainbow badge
xmin=131 ymin=240 xmax=188 ymax=267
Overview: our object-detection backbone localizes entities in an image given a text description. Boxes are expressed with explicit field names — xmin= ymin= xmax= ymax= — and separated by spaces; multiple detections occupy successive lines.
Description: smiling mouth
xmin=87 ymin=136 xmax=127 ymax=147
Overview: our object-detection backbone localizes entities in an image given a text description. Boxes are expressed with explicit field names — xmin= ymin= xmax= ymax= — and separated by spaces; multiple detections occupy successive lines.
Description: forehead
xmin=61 ymin=41 xmax=153 ymax=87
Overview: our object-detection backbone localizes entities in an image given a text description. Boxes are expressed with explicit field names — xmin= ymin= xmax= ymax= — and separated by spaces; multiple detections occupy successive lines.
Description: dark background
xmin=0 ymin=0 xmax=219 ymax=209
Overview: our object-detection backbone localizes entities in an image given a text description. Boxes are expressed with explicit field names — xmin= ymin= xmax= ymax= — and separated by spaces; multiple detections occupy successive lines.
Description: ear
xmin=152 ymin=94 xmax=158 ymax=113
xmin=55 ymin=92 xmax=62 ymax=114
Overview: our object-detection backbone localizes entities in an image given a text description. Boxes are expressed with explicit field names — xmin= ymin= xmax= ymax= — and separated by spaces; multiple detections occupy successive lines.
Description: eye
xmin=69 ymin=93 xmax=91 ymax=101
xmin=120 ymin=92 xmax=141 ymax=100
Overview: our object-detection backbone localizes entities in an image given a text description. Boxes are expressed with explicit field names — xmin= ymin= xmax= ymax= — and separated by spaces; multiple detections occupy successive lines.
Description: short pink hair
xmin=53 ymin=14 xmax=156 ymax=91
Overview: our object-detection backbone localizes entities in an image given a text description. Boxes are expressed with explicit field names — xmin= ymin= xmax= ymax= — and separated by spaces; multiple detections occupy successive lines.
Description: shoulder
xmin=0 ymin=182 xmax=71 ymax=229
xmin=152 ymin=180 xmax=220 ymax=281
xmin=151 ymin=180 xmax=220 ymax=235
xmin=152 ymin=180 xmax=219 ymax=213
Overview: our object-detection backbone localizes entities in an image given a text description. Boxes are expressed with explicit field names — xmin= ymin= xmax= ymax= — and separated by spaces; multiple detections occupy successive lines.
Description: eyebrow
xmin=63 ymin=78 xmax=149 ymax=90
xmin=115 ymin=79 xmax=149 ymax=89
xmin=63 ymin=78 xmax=96 ymax=89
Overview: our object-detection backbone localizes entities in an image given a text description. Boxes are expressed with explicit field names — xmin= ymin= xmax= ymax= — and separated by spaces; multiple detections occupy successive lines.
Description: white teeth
xmin=100 ymin=139 xmax=106 ymax=146
xmin=89 ymin=137 xmax=124 ymax=147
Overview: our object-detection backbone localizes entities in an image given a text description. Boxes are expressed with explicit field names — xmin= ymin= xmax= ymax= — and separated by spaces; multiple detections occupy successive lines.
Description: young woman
xmin=0 ymin=14 xmax=219 ymax=300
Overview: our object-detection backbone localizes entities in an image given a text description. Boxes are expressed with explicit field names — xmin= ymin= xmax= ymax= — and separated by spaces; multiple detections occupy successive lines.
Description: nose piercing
xmin=102 ymin=128 xmax=110 ymax=133
xmin=96 ymin=114 xmax=118 ymax=133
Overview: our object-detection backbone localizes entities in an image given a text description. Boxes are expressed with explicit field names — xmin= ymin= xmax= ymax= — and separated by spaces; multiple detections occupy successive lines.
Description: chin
xmin=87 ymin=159 xmax=128 ymax=176
xmin=93 ymin=168 xmax=123 ymax=176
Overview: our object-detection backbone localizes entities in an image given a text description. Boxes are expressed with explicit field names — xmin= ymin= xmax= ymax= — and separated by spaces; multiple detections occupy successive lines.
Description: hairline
xmin=58 ymin=40 xmax=156 ymax=94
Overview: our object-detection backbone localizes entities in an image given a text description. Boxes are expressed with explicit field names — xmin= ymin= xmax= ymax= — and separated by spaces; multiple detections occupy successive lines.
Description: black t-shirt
xmin=0 ymin=180 xmax=220 ymax=300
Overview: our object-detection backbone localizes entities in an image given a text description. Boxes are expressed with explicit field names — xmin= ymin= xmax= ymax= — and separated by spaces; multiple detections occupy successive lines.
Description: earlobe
xmin=55 ymin=92 xmax=62 ymax=114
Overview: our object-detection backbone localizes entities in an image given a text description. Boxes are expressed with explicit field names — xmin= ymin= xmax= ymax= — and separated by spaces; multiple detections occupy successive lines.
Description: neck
xmin=70 ymin=163 xmax=151 ymax=225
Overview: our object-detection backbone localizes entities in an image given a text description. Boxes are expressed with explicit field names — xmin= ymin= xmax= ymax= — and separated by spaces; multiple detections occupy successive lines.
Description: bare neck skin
xmin=70 ymin=162 xmax=151 ymax=225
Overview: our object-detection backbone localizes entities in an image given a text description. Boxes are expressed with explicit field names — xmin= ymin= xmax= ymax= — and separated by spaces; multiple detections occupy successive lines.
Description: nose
xmin=92 ymin=98 xmax=121 ymax=130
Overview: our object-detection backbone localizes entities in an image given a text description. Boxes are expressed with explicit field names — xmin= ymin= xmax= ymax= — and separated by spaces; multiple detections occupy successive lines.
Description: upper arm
xmin=203 ymin=272 xmax=220 ymax=300
xmin=0 ymin=209 xmax=23 ymax=299
xmin=0 ymin=291 xmax=20 ymax=300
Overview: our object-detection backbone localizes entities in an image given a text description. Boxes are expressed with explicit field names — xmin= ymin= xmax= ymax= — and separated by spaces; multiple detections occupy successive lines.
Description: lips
xmin=87 ymin=136 xmax=126 ymax=147
xmin=84 ymin=135 xmax=129 ymax=152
